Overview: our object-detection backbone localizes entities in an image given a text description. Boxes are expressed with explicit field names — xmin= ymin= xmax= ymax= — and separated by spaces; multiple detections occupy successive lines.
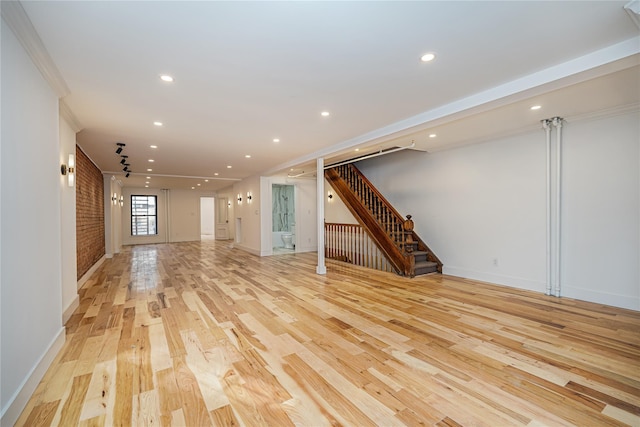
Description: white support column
xmin=316 ymin=157 xmax=326 ymax=275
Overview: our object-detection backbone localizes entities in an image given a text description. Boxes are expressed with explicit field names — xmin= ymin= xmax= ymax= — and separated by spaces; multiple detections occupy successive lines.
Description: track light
xmin=120 ymin=155 xmax=128 ymax=165
xmin=125 ymin=172 xmax=130 ymax=178
xmin=115 ymin=142 xmax=125 ymax=154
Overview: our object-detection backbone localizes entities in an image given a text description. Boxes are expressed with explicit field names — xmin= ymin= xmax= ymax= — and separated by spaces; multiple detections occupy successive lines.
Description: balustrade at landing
xmin=324 ymin=222 xmax=394 ymax=273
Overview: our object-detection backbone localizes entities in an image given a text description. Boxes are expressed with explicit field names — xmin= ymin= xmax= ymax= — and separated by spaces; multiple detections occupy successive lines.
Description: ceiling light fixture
xmin=153 ymin=121 xmax=163 ymax=127
xmin=420 ymin=53 xmax=436 ymax=62
xmin=148 ymin=159 xmax=154 ymax=162
xmin=321 ymin=111 xmax=330 ymax=117
xmin=197 ymin=183 xmax=201 ymax=186
xmin=150 ymin=145 xmax=158 ymax=149
xmin=147 ymin=168 xmax=152 ymax=172
xmin=214 ymin=173 xmax=219 ymax=176
xmin=245 ymin=154 xmax=251 ymax=158
xmin=273 ymin=138 xmax=280 ymax=143
xmin=146 ymin=176 xmax=151 ymax=179
xmin=429 ymin=134 xmax=437 ymax=138
xmin=205 ymin=179 xmax=209 ymax=182
xmin=160 ymin=74 xmax=174 ymax=82
xmin=227 ymin=165 xmax=232 ymax=169
xmin=530 ymin=105 xmax=542 ymax=110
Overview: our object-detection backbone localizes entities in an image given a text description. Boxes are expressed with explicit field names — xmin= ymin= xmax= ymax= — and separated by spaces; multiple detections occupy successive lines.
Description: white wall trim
xmin=234 ymin=243 xmax=261 ymax=256
xmin=443 ymin=266 xmax=545 ymax=294
xmin=562 ymin=284 xmax=640 ymax=312
xmin=0 ymin=327 xmax=65 ymax=426
xmin=59 ymin=99 xmax=83 ymax=132
xmin=62 ymin=295 xmax=79 ymax=324
xmin=77 ymin=254 xmax=106 ymax=290
xmin=0 ymin=0 xmax=69 ymax=98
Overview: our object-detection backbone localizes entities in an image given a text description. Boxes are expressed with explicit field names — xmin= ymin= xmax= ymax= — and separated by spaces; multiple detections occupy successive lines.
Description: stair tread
xmin=415 ymin=260 xmax=438 ymax=267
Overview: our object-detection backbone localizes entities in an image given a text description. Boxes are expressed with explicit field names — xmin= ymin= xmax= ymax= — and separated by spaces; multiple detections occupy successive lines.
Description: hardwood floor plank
xmin=14 ymin=241 xmax=640 ymax=426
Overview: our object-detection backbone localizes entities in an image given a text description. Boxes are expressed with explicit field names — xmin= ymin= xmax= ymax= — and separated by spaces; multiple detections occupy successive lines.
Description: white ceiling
xmin=18 ymin=1 xmax=640 ymax=191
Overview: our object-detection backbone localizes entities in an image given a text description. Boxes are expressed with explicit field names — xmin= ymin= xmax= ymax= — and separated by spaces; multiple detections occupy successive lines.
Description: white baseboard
xmin=234 ymin=243 xmax=261 ymax=256
xmin=443 ymin=265 xmax=546 ymax=294
xmin=62 ymin=295 xmax=79 ymax=324
xmin=562 ymin=284 xmax=640 ymax=311
xmin=0 ymin=327 xmax=66 ymax=426
xmin=77 ymin=254 xmax=106 ymax=290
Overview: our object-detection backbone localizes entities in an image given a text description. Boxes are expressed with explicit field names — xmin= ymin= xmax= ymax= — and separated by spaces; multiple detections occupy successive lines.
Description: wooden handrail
xmin=325 ymin=163 xmax=443 ymax=276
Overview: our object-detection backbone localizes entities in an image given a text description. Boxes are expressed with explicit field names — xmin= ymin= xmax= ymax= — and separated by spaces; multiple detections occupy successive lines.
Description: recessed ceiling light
xmin=150 ymin=145 xmax=158 ymax=149
xmin=191 ymin=187 xmax=195 ymax=189
xmin=420 ymin=53 xmax=436 ymax=62
xmin=429 ymin=134 xmax=437 ymax=138
xmin=227 ymin=165 xmax=232 ymax=169
xmin=145 ymin=185 xmax=149 ymax=188
xmin=530 ymin=105 xmax=542 ymax=110
xmin=321 ymin=111 xmax=330 ymax=117
xmin=197 ymin=183 xmax=201 ymax=186
xmin=160 ymin=75 xmax=174 ymax=82
xmin=147 ymin=168 xmax=153 ymax=172
xmin=153 ymin=122 xmax=163 ymax=127
xmin=273 ymin=138 xmax=280 ymax=143
xmin=355 ymin=148 xmax=360 ymax=152
xmin=245 ymin=154 xmax=251 ymax=158
xmin=214 ymin=173 xmax=219 ymax=176
xmin=146 ymin=176 xmax=151 ymax=179
xmin=145 ymin=181 xmax=149 ymax=184
xmin=148 ymin=159 xmax=154 ymax=162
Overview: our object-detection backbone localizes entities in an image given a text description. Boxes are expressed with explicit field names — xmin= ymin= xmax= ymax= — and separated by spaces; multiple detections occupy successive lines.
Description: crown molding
xmin=59 ymin=99 xmax=83 ymax=132
xmin=625 ymin=1 xmax=640 ymax=30
xmin=1 ymin=0 xmax=69 ymax=98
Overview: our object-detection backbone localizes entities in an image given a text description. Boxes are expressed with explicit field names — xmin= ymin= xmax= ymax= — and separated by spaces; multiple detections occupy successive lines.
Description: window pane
xmin=131 ymin=195 xmax=158 ymax=236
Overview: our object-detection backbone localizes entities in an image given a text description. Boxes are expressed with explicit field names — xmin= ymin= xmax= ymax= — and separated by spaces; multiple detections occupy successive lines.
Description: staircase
xmin=325 ymin=163 xmax=442 ymax=277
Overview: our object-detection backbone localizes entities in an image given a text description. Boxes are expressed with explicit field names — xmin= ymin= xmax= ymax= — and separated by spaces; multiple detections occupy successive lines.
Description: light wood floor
xmin=17 ymin=240 xmax=640 ymax=426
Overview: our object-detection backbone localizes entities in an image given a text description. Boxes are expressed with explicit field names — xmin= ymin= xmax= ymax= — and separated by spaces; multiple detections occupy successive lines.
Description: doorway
xmin=272 ymin=184 xmax=295 ymax=253
xmin=216 ymin=197 xmax=230 ymax=240
xmin=200 ymin=197 xmax=215 ymax=240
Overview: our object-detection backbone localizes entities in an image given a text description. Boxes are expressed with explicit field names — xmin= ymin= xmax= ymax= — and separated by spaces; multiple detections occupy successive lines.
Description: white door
xmin=215 ymin=197 xmax=229 ymax=240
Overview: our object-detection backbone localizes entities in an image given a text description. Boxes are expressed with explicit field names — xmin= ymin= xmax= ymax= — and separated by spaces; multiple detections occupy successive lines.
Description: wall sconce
xmin=237 ymin=194 xmax=242 ymax=203
xmin=247 ymin=192 xmax=252 ymax=202
xmin=60 ymin=153 xmax=75 ymax=187
xmin=119 ymin=195 xmax=124 ymax=207
xmin=112 ymin=192 xmax=118 ymax=205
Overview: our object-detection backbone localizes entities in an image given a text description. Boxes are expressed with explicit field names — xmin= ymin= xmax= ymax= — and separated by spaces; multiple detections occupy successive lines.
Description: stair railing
xmin=325 ymin=163 xmax=442 ymax=276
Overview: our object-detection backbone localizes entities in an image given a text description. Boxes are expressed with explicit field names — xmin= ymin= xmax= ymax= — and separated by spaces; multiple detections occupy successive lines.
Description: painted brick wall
xmin=76 ymin=145 xmax=105 ymax=278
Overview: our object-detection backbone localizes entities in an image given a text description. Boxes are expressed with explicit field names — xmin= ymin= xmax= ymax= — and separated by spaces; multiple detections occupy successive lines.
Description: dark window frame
xmin=131 ymin=195 xmax=158 ymax=236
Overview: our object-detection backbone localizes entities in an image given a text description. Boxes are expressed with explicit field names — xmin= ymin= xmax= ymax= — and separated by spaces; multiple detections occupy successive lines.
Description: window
xmin=131 ymin=195 xmax=157 ymax=235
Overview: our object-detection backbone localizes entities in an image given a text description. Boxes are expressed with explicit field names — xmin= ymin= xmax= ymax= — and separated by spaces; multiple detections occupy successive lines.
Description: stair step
xmin=414 ymin=260 xmax=438 ymax=276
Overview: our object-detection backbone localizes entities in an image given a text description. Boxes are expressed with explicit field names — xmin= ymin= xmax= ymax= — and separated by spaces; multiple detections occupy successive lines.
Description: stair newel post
xmin=403 ymin=215 xmax=416 ymax=276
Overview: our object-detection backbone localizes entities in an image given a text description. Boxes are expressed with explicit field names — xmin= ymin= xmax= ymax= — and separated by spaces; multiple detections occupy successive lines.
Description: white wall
xmin=1 ymin=19 xmax=65 ymax=423
xmin=121 ymin=187 xmax=213 ymax=245
xmin=358 ymin=111 xmax=639 ymax=310
xmin=104 ymin=174 xmax=123 ymax=257
xmin=561 ymin=112 xmax=639 ymax=308
xmin=233 ymin=175 xmax=262 ymax=254
xmin=257 ymin=176 xmax=318 ymax=255
xmin=200 ymin=197 xmax=215 ymax=235
xmin=60 ymin=117 xmax=78 ymax=321
xmin=170 ymin=189 xmax=202 ymax=242
xmin=325 ymin=179 xmax=358 ymax=224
